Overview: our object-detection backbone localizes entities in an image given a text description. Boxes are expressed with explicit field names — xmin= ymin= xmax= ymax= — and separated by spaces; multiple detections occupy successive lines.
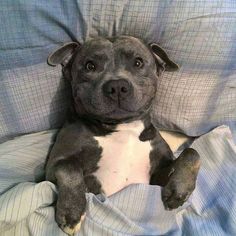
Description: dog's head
xmin=48 ymin=36 xmax=178 ymax=124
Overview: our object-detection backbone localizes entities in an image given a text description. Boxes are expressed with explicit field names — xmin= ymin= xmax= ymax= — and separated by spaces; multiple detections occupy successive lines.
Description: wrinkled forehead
xmin=113 ymin=36 xmax=152 ymax=58
xmin=78 ymin=36 xmax=152 ymax=59
xmin=78 ymin=38 xmax=113 ymax=57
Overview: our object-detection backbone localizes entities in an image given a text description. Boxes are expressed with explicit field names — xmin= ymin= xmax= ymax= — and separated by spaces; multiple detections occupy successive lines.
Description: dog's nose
xmin=103 ymin=79 xmax=132 ymax=101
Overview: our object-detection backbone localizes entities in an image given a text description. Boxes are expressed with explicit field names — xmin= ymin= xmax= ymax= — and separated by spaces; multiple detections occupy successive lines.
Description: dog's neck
xmin=79 ymin=117 xmax=117 ymax=136
xmin=67 ymin=104 xmax=157 ymax=139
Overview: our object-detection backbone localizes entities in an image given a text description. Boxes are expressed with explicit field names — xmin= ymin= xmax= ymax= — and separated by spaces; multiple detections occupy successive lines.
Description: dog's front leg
xmin=149 ymin=131 xmax=200 ymax=210
xmin=52 ymin=158 xmax=87 ymax=235
xmin=46 ymin=122 xmax=103 ymax=235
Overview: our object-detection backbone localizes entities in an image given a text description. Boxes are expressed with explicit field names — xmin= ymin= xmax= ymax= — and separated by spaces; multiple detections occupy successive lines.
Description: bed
xmin=0 ymin=1 xmax=236 ymax=235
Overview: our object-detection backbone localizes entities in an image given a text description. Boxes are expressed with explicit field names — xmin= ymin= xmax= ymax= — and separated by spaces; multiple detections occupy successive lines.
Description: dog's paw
xmin=162 ymin=180 xmax=193 ymax=210
xmin=56 ymin=205 xmax=86 ymax=236
xmin=55 ymin=186 xmax=87 ymax=236
xmin=162 ymin=148 xmax=200 ymax=210
xmin=59 ymin=214 xmax=86 ymax=236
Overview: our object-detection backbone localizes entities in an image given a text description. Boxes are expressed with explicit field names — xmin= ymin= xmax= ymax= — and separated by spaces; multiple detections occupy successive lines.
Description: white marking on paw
xmin=62 ymin=214 xmax=86 ymax=236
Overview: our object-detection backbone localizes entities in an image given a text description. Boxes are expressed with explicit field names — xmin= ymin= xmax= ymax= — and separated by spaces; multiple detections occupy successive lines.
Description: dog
xmin=46 ymin=36 xmax=200 ymax=235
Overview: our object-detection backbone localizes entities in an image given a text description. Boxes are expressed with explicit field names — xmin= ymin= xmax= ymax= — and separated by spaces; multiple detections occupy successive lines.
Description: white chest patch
xmin=94 ymin=121 xmax=151 ymax=196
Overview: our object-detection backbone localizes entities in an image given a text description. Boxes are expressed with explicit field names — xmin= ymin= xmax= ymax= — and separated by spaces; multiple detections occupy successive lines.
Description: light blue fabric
xmin=1 ymin=2 xmax=235 ymax=235
xmin=0 ymin=126 xmax=235 ymax=235
xmin=1 ymin=1 xmax=236 ymax=142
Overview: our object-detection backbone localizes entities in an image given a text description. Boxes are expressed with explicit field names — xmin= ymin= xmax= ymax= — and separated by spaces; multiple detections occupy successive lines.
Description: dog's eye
xmin=134 ymin=57 xmax=144 ymax=68
xmin=85 ymin=61 xmax=96 ymax=71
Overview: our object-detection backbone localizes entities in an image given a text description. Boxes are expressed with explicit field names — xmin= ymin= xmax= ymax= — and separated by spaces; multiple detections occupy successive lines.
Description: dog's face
xmin=48 ymin=36 xmax=178 ymax=123
xmin=71 ymin=37 xmax=158 ymax=122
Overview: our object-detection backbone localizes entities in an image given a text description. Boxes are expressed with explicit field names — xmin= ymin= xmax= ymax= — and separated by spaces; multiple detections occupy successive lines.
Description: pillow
xmin=1 ymin=0 xmax=235 ymax=142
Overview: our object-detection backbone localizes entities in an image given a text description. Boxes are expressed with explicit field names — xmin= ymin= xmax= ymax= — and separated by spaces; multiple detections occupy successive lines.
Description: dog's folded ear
xmin=149 ymin=43 xmax=179 ymax=75
xmin=47 ymin=42 xmax=80 ymax=67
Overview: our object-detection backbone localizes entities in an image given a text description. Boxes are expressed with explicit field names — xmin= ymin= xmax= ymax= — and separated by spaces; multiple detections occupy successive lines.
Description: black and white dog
xmin=46 ymin=36 xmax=200 ymax=235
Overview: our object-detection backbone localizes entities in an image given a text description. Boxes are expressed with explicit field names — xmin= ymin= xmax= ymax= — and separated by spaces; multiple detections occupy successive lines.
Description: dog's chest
xmin=94 ymin=121 xmax=151 ymax=196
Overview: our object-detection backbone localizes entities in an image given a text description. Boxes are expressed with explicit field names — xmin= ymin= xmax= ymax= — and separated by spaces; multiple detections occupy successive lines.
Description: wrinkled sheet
xmin=0 ymin=126 xmax=235 ymax=235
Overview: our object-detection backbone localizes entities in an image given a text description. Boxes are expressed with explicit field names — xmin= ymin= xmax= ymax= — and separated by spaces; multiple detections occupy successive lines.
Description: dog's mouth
xmin=75 ymin=98 xmax=153 ymax=125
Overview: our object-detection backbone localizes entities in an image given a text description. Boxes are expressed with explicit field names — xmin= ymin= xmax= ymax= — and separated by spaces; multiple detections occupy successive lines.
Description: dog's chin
xmin=103 ymin=109 xmax=140 ymax=123
xmin=87 ymin=106 xmax=149 ymax=125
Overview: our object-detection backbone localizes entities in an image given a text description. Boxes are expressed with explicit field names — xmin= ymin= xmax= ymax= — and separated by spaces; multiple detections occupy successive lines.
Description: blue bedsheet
xmin=0 ymin=126 xmax=235 ymax=235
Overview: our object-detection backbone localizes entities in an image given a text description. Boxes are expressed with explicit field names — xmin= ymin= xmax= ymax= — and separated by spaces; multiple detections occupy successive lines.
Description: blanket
xmin=0 ymin=126 xmax=235 ymax=235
